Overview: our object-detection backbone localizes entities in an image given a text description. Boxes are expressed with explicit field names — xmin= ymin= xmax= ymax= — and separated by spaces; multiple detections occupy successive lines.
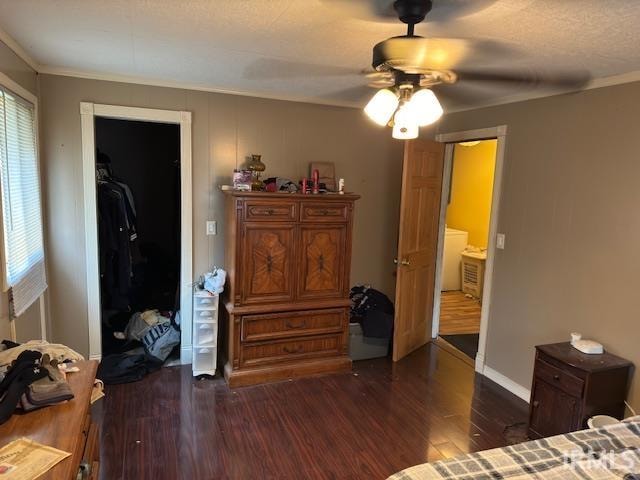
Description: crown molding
xmin=1 ymin=25 xmax=639 ymax=113
xmin=587 ymin=70 xmax=640 ymax=90
xmin=445 ymin=70 xmax=640 ymax=114
xmin=37 ymin=65 xmax=363 ymax=109
xmin=0 ymin=26 xmax=40 ymax=72
xmin=40 ymin=64 xmax=640 ymax=114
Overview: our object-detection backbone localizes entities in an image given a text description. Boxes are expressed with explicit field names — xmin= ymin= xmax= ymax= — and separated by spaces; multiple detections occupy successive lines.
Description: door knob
xmin=401 ymin=259 xmax=410 ymax=266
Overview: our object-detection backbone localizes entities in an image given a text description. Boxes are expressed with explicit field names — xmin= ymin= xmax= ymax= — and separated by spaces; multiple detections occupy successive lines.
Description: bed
xmin=388 ymin=417 xmax=640 ymax=479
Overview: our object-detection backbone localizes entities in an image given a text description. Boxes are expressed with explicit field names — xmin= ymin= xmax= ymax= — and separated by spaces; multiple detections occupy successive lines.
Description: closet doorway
xmin=80 ymin=103 xmax=193 ymax=364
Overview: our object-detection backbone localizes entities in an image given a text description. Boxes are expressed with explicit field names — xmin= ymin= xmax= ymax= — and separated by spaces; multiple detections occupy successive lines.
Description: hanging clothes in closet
xmin=96 ymin=151 xmax=137 ymax=311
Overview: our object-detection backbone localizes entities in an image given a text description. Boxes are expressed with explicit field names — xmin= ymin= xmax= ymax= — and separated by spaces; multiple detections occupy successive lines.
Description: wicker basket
xmin=461 ymin=250 xmax=486 ymax=299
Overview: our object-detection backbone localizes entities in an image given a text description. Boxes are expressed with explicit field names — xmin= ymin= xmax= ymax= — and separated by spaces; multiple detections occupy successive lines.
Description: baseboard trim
xmin=88 ymin=353 xmax=102 ymax=361
xmin=483 ymin=365 xmax=531 ymax=403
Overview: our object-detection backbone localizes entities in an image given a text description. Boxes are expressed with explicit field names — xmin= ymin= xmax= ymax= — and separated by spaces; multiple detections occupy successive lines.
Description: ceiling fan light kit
xmin=364 ymin=88 xmax=399 ymax=126
xmin=357 ymin=0 xmax=589 ymax=140
xmin=364 ymin=83 xmax=443 ymax=139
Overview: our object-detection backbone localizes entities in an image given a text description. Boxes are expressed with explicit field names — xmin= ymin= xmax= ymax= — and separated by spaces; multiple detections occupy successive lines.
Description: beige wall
xmin=0 ymin=40 xmax=44 ymax=343
xmin=0 ymin=40 xmax=37 ymax=96
xmin=39 ymin=73 xmax=403 ymax=357
xmin=439 ymin=81 xmax=640 ymax=409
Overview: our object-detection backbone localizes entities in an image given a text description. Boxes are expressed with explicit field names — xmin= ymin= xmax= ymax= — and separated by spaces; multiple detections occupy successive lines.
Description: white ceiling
xmin=1 ymin=0 xmax=639 ymax=110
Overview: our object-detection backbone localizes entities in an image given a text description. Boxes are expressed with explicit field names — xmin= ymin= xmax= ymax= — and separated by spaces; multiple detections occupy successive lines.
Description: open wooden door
xmin=392 ymin=139 xmax=445 ymax=362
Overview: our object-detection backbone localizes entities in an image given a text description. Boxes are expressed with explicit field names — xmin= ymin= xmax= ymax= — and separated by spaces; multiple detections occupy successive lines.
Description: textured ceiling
xmin=0 ymin=0 xmax=639 ymax=110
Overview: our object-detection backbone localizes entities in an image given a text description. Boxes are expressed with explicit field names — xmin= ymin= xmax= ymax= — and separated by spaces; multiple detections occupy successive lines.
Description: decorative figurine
xmin=247 ymin=154 xmax=266 ymax=191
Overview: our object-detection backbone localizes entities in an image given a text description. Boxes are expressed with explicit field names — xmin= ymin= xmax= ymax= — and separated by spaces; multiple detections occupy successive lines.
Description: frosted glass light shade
xmin=407 ymin=88 xmax=443 ymax=126
xmin=392 ymin=105 xmax=419 ymax=140
xmin=364 ymin=89 xmax=399 ymax=126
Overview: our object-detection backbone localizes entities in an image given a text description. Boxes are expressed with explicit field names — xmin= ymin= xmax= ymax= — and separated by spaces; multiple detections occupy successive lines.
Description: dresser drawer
xmin=300 ymin=203 xmax=348 ymax=223
xmin=245 ymin=200 xmax=297 ymax=221
xmin=240 ymin=334 xmax=343 ymax=367
xmin=535 ymin=359 xmax=584 ymax=398
xmin=241 ymin=309 xmax=345 ymax=342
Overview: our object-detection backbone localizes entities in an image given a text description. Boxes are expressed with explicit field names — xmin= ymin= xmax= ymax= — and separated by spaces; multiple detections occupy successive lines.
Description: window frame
xmin=0 ymin=71 xmax=46 ymax=299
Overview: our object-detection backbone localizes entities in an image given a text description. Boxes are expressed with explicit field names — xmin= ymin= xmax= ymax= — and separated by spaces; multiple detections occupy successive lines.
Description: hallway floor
xmin=439 ymin=290 xmax=481 ymax=335
xmin=93 ymin=344 xmax=528 ymax=480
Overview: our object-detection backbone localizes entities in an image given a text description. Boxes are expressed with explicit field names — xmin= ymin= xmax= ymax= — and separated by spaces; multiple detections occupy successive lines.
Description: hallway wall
xmin=446 ymin=140 xmax=497 ymax=249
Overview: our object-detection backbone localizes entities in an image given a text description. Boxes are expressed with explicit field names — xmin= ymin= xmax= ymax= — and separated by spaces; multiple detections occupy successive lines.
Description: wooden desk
xmin=0 ymin=360 xmax=100 ymax=479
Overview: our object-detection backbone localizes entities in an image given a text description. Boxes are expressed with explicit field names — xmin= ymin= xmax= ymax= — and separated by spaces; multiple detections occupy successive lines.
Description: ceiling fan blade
xmin=376 ymin=37 xmax=515 ymax=72
xmin=326 ymin=85 xmax=377 ymax=103
xmin=319 ymin=0 xmax=396 ymax=22
xmin=244 ymin=58 xmax=361 ymax=80
xmin=319 ymin=0 xmax=498 ymax=24
xmin=362 ymin=69 xmax=396 ymax=87
xmin=455 ymin=68 xmax=592 ymax=89
xmin=427 ymin=0 xmax=499 ymax=23
xmin=431 ymin=84 xmax=488 ymax=107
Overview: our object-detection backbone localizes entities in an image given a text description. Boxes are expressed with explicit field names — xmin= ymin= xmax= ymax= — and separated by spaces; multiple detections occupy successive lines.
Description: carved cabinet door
xmin=297 ymin=225 xmax=347 ymax=300
xmin=241 ymin=224 xmax=296 ymax=304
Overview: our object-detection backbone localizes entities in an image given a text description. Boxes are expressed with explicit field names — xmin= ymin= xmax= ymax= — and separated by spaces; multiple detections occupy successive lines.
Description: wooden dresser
xmin=528 ymin=343 xmax=632 ymax=439
xmin=222 ymin=191 xmax=359 ymax=387
xmin=0 ymin=360 xmax=100 ymax=479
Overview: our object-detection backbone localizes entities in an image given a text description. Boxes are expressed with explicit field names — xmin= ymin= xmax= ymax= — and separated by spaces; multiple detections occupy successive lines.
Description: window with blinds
xmin=0 ymin=85 xmax=47 ymax=317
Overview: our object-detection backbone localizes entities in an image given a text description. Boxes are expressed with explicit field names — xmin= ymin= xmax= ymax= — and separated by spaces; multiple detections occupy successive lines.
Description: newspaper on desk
xmin=0 ymin=438 xmax=70 ymax=479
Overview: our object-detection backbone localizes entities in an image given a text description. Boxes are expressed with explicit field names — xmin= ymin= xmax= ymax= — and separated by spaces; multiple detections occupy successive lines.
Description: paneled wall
xmin=39 ymin=74 xmax=403 ymax=356
xmin=438 ymin=81 xmax=640 ymax=409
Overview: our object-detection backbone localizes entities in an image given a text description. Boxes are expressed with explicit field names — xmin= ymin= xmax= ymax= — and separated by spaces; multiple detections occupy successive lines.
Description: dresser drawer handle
xmin=283 ymin=345 xmax=303 ymax=354
xmin=266 ymin=209 xmax=274 ymax=215
xmin=553 ymin=374 xmax=560 ymax=381
xmin=286 ymin=320 xmax=307 ymax=329
xmin=533 ymin=400 xmax=539 ymax=408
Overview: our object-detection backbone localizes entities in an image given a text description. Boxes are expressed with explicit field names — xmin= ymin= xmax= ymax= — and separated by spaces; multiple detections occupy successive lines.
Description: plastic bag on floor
xmin=142 ymin=322 xmax=180 ymax=363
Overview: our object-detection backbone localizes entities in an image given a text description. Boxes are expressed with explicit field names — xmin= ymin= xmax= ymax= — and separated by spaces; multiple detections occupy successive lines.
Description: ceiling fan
xmin=355 ymin=0 xmax=591 ymax=139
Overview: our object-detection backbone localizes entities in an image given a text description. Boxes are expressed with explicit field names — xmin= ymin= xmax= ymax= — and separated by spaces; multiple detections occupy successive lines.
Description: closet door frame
xmin=80 ymin=102 xmax=193 ymax=364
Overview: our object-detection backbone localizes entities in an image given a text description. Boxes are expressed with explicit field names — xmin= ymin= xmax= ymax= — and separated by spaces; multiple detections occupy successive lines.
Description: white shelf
xmin=192 ymin=287 xmax=219 ymax=376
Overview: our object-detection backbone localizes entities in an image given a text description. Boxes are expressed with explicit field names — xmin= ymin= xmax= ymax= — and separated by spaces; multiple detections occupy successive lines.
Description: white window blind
xmin=0 ymin=85 xmax=47 ymax=317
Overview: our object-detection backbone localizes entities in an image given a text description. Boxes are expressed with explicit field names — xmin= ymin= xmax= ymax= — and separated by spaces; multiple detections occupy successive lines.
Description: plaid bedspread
xmin=388 ymin=418 xmax=640 ymax=480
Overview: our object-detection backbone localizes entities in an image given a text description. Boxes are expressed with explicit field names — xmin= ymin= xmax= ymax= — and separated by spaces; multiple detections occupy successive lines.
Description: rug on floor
xmin=440 ymin=333 xmax=479 ymax=360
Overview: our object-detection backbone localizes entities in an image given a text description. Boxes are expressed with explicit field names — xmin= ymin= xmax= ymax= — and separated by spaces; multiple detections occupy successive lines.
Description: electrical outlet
xmin=496 ymin=233 xmax=505 ymax=250
xmin=206 ymin=221 xmax=217 ymax=236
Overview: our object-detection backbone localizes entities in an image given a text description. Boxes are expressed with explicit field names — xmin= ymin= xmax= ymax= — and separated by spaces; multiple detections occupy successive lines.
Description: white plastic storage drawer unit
xmin=192 ymin=287 xmax=218 ymax=376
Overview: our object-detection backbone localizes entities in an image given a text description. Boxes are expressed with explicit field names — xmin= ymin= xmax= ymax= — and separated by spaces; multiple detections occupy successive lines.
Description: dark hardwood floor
xmin=93 ymin=344 xmax=528 ymax=480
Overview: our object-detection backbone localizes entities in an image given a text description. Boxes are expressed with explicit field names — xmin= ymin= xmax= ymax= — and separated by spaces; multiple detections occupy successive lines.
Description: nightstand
xmin=528 ymin=342 xmax=632 ymax=439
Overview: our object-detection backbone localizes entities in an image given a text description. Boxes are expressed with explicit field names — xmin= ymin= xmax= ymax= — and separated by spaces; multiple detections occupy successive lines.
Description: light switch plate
xmin=496 ymin=233 xmax=505 ymax=250
xmin=206 ymin=221 xmax=217 ymax=236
